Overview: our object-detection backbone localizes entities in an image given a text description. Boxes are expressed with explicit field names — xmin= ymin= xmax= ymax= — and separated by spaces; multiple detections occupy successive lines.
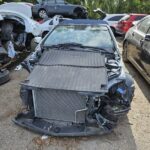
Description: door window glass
xmin=56 ymin=0 xmax=64 ymax=3
xmin=47 ymin=0 xmax=55 ymax=4
xmin=137 ymin=18 xmax=150 ymax=33
xmin=49 ymin=20 xmax=53 ymax=25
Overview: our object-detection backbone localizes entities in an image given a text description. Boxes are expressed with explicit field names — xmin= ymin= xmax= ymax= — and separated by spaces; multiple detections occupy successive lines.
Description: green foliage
xmin=67 ymin=0 xmax=150 ymax=18
xmin=1 ymin=0 xmax=150 ymax=18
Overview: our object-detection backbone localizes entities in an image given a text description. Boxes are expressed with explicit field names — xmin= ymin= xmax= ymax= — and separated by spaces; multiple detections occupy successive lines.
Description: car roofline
xmin=59 ymin=19 xmax=108 ymax=25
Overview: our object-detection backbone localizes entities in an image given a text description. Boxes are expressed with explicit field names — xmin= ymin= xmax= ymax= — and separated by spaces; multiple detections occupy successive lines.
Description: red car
xmin=116 ymin=14 xmax=147 ymax=35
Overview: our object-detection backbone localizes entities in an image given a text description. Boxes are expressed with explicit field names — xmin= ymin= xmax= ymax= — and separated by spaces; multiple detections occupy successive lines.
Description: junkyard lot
xmin=0 ymin=38 xmax=150 ymax=150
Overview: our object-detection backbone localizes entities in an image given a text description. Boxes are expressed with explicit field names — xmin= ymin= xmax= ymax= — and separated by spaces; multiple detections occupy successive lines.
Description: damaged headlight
xmin=109 ymin=81 xmax=131 ymax=107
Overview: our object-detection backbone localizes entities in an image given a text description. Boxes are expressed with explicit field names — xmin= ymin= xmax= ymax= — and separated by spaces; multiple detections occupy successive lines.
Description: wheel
xmin=122 ymin=41 xmax=129 ymax=62
xmin=0 ymin=70 xmax=10 ymax=85
xmin=38 ymin=9 xmax=47 ymax=19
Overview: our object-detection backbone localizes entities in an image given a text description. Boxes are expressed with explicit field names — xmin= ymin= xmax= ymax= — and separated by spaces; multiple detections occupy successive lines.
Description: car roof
xmin=106 ymin=14 xmax=126 ymax=16
xmin=0 ymin=3 xmax=32 ymax=18
xmin=60 ymin=19 xmax=108 ymax=25
xmin=129 ymin=13 xmax=147 ymax=16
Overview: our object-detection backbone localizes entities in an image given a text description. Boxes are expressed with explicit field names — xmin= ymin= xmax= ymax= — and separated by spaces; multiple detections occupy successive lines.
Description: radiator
xmin=33 ymin=88 xmax=87 ymax=123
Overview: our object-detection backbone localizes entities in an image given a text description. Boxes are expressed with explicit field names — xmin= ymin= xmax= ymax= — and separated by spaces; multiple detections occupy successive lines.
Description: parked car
xmin=123 ymin=15 xmax=150 ymax=84
xmin=0 ymin=10 xmax=42 ymax=85
xmin=14 ymin=19 xmax=134 ymax=136
xmin=32 ymin=0 xmax=88 ymax=19
xmin=93 ymin=8 xmax=126 ymax=34
xmin=116 ymin=13 xmax=147 ymax=35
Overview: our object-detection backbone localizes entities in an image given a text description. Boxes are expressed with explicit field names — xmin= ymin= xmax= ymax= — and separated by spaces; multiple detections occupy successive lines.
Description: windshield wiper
xmin=44 ymin=43 xmax=114 ymax=55
xmin=45 ymin=42 xmax=84 ymax=48
xmin=81 ymin=46 xmax=114 ymax=54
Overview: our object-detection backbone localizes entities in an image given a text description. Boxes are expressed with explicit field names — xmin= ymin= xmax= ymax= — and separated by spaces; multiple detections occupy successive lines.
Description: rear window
xmin=135 ymin=15 xmax=146 ymax=21
xmin=108 ymin=16 xmax=124 ymax=21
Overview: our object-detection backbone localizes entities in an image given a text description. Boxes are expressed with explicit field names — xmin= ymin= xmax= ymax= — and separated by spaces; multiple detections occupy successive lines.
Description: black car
xmin=14 ymin=20 xmax=134 ymax=136
xmin=123 ymin=15 xmax=150 ymax=84
xmin=32 ymin=0 xmax=88 ymax=19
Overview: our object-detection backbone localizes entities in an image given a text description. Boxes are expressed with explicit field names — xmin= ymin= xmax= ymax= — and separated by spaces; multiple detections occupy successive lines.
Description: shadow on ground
xmin=25 ymin=116 xmax=137 ymax=150
xmin=125 ymin=63 xmax=150 ymax=102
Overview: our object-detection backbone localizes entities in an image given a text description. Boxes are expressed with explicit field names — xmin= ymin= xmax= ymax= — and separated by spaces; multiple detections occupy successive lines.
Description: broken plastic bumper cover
xmin=13 ymin=113 xmax=113 ymax=137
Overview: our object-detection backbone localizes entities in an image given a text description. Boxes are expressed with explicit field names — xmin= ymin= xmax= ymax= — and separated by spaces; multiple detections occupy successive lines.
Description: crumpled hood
xmin=24 ymin=49 xmax=108 ymax=92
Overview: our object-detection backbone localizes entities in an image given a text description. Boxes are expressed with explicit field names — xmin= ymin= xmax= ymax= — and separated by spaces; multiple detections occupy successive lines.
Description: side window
xmin=47 ymin=0 xmax=55 ymax=4
xmin=137 ymin=18 xmax=150 ymax=33
xmin=135 ymin=15 xmax=145 ymax=21
xmin=56 ymin=0 xmax=64 ymax=3
xmin=108 ymin=16 xmax=124 ymax=21
xmin=49 ymin=20 xmax=53 ymax=25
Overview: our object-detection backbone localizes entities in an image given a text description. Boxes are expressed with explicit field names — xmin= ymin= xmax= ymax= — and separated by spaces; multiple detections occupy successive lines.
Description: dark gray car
xmin=32 ymin=0 xmax=88 ymax=19
xmin=14 ymin=20 xmax=134 ymax=136
xmin=123 ymin=15 xmax=150 ymax=84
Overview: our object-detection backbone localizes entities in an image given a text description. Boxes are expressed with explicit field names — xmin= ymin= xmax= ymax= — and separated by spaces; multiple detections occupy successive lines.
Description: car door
xmin=45 ymin=0 xmax=57 ymax=15
xmin=140 ymin=27 xmax=150 ymax=78
xmin=128 ymin=18 xmax=150 ymax=65
xmin=54 ymin=0 xmax=69 ymax=16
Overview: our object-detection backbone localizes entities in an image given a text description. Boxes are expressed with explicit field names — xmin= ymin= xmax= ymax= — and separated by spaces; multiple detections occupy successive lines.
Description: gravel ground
xmin=0 ymin=39 xmax=150 ymax=150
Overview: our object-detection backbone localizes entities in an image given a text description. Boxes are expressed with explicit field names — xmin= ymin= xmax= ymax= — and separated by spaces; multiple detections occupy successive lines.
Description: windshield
xmin=43 ymin=25 xmax=115 ymax=52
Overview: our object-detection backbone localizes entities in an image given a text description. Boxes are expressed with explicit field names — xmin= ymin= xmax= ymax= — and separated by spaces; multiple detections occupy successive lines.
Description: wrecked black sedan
xmin=14 ymin=20 xmax=135 ymax=136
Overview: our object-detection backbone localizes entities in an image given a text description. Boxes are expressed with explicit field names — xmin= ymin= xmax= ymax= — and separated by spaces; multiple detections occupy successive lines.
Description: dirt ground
xmin=0 ymin=38 xmax=150 ymax=150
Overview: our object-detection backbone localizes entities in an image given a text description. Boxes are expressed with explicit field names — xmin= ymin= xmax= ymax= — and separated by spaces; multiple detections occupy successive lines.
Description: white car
xmin=0 ymin=2 xmax=33 ymax=18
xmin=94 ymin=8 xmax=126 ymax=34
xmin=0 ymin=9 xmax=42 ymax=50
xmin=39 ymin=15 xmax=72 ymax=37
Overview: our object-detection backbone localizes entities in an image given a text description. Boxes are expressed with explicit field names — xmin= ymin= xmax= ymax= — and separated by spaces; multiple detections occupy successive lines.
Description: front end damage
xmin=14 ymin=49 xmax=134 ymax=136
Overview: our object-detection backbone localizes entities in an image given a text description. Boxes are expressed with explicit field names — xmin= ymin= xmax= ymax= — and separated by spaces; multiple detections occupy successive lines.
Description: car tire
xmin=38 ymin=9 xmax=47 ymax=19
xmin=122 ymin=41 xmax=129 ymax=62
xmin=0 ymin=70 xmax=10 ymax=85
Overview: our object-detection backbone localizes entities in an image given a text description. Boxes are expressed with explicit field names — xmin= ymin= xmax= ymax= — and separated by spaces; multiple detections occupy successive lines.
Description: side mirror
xmin=34 ymin=37 xmax=42 ymax=44
xmin=145 ymin=34 xmax=150 ymax=42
